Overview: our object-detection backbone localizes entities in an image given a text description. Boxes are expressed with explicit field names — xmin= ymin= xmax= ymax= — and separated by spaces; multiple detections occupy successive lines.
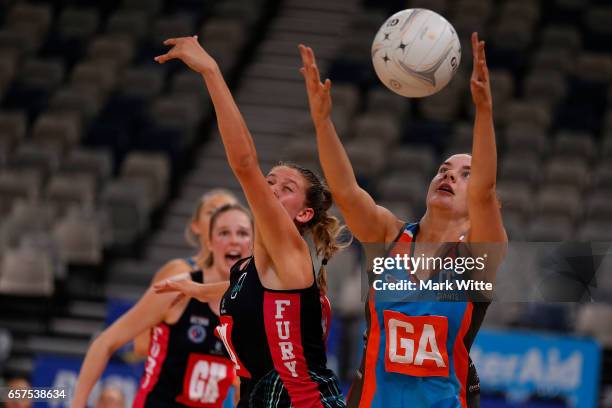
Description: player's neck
xmin=417 ymin=212 xmax=469 ymax=243
xmin=204 ymin=263 xmax=228 ymax=284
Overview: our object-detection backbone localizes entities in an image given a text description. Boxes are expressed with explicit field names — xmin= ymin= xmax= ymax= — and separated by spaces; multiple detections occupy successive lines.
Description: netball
xmin=371 ymin=9 xmax=461 ymax=98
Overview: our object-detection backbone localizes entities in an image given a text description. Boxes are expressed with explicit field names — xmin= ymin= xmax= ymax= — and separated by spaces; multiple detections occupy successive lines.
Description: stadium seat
xmin=420 ymin=79 xmax=465 ymax=122
xmin=531 ymin=47 xmax=573 ymax=73
xmin=535 ymin=185 xmax=581 ymax=220
xmin=0 ymin=200 xmax=56 ymax=248
xmin=0 ymin=110 xmax=27 ymax=150
xmin=32 ymin=112 xmax=82 ymax=152
xmin=0 ymin=27 xmax=38 ymax=56
xmin=500 ymin=153 xmax=541 ymax=184
xmin=150 ymin=13 xmax=196 ymax=46
xmin=45 ymin=174 xmax=97 ymax=216
xmin=123 ymin=0 xmax=163 ymax=17
xmin=377 ymin=172 xmax=428 ymax=210
xmin=590 ymin=162 xmax=612 ymax=190
xmin=59 ymin=147 xmax=113 ymax=189
xmin=106 ymin=9 xmax=149 ymax=41
xmin=119 ymin=66 xmax=164 ymax=100
xmin=577 ymin=220 xmax=612 ymax=241
xmin=540 ymin=25 xmax=582 ymax=51
xmin=543 ymin=157 xmax=590 ymax=190
xmin=571 ymin=52 xmax=612 ymax=83
xmin=502 ymin=100 xmax=552 ymax=129
xmin=48 ymin=84 xmax=104 ymax=122
xmin=170 ymin=71 xmax=211 ymax=104
xmin=57 ymin=8 xmax=100 ymax=40
xmin=0 ymin=50 xmax=18 ymax=96
xmin=497 ymin=180 xmax=533 ymax=219
xmin=327 ymin=83 xmax=360 ymax=117
xmin=345 ymin=137 xmax=388 ymax=178
xmin=148 ymin=95 xmax=203 ymax=144
xmin=101 ymin=179 xmax=151 ymax=246
xmin=503 ymin=123 xmax=549 ymax=155
xmin=53 ymin=208 xmax=104 ymax=266
xmin=526 ymin=215 xmax=573 ymax=241
xmin=87 ymin=34 xmax=135 ymax=69
xmin=71 ymin=60 xmax=118 ymax=94
xmin=524 ymin=70 xmax=567 ymax=108
xmin=8 ymin=142 xmax=61 ymax=181
xmin=120 ymin=151 xmax=170 ymax=207
xmin=0 ymin=170 xmax=41 ymax=216
xmin=388 ymin=145 xmax=437 ymax=177
xmin=576 ymin=303 xmax=612 ymax=346
xmin=0 ymin=246 xmax=54 ymax=296
xmin=552 ymin=131 xmax=596 ymax=161
xmin=367 ymin=86 xmax=410 ymax=119
xmin=20 ymin=57 xmax=65 ymax=92
xmin=353 ymin=112 xmax=401 ymax=146
xmin=585 ymin=190 xmax=612 ymax=221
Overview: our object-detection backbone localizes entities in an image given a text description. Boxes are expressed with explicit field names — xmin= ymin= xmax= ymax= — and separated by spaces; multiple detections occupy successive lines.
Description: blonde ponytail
xmin=311 ymin=212 xmax=349 ymax=293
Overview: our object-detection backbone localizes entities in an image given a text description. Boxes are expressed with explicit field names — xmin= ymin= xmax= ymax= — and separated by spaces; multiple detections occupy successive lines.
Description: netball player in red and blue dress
xmin=299 ymin=32 xmax=507 ymax=408
xmin=154 ymin=36 xmax=347 ymax=407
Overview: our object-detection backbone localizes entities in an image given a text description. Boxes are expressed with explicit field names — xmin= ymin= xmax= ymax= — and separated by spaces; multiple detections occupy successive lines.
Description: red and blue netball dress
xmin=134 ymin=259 xmax=235 ymax=408
xmin=348 ymin=223 xmax=488 ymax=408
xmin=216 ymin=256 xmax=345 ymax=408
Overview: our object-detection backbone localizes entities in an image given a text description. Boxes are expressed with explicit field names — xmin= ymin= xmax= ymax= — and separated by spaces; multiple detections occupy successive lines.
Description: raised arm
xmin=467 ymin=33 xmax=507 ymax=244
xmin=72 ymin=262 xmax=185 ymax=408
xmin=155 ymin=37 xmax=311 ymax=285
xmin=299 ymin=45 xmax=401 ymax=243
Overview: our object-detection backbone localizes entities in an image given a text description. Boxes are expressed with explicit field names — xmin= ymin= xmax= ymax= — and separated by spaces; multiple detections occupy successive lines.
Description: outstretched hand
xmin=470 ymin=32 xmax=492 ymax=111
xmin=154 ymin=278 xmax=199 ymax=307
xmin=154 ymin=35 xmax=218 ymax=74
xmin=299 ymin=44 xmax=332 ymax=125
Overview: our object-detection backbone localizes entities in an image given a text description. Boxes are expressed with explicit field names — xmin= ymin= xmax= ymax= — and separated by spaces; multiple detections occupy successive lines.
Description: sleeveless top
xmin=216 ymin=256 xmax=346 ymax=408
xmin=348 ymin=223 xmax=489 ymax=408
xmin=134 ymin=259 xmax=235 ymax=408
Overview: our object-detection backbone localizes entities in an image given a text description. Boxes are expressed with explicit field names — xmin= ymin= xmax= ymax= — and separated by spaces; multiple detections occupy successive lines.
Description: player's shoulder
xmin=151 ymin=258 xmax=193 ymax=284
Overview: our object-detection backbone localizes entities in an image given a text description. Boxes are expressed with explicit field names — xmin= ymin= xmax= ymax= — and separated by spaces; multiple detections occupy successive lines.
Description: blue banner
xmin=472 ymin=329 xmax=601 ymax=408
xmin=31 ymin=354 xmax=144 ymax=408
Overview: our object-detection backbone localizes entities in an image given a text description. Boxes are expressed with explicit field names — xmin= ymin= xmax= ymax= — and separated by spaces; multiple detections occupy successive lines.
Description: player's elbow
xmin=230 ymin=153 xmax=258 ymax=176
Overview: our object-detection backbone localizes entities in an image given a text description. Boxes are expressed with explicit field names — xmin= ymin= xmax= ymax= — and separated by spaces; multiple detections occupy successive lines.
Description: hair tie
xmin=322 ymin=258 xmax=328 ymax=266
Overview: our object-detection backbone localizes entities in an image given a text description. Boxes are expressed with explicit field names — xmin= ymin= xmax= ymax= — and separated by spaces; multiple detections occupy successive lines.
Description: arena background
xmin=0 ymin=0 xmax=611 ymax=406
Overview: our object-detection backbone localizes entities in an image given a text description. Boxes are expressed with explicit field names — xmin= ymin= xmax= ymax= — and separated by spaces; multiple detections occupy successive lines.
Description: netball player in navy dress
xmin=299 ymin=33 xmax=507 ymax=408
xmin=73 ymin=202 xmax=253 ymax=408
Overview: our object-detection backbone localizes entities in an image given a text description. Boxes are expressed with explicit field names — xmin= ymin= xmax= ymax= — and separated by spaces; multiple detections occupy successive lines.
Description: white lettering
xmin=279 ymin=341 xmax=295 ymax=360
xmin=276 ymin=321 xmax=290 ymax=340
xmin=414 ymin=324 xmax=445 ymax=367
xmin=388 ymin=318 xmax=414 ymax=364
xmin=275 ymin=300 xmax=290 ymax=319
xmin=284 ymin=361 xmax=298 ymax=377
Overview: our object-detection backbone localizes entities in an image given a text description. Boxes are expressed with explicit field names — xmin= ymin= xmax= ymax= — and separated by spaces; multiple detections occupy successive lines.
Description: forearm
xmin=72 ymin=339 xmax=114 ymax=408
xmin=194 ymin=281 xmax=230 ymax=302
xmin=314 ymin=118 xmax=360 ymax=199
xmin=470 ymin=106 xmax=497 ymax=194
xmin=200 ymin=66 xmax=258 ymax=173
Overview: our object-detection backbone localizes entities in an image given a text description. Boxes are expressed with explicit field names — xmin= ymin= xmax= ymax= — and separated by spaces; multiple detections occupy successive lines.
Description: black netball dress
xmin=134 ymin=260 xmax=235 ymax=408
xmin=216 ymin=256 xmax=345 ymax=408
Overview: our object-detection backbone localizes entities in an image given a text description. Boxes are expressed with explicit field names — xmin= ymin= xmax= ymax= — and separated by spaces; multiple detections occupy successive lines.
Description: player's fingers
xmin=471 ymin=32 xmax=478 ymax=57
xmin=306 ymin=46 xmax=316 ymax=65
xmin=163 ymin=38 xmax=180 ymax=46
xmin=311 ymin=63 xmax=322 ymax=82
xmin=324 ymin=78 xmax=331 ymax=92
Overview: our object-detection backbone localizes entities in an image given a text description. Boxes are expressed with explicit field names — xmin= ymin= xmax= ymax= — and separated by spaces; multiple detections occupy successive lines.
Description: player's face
xmin=192 ymin=194 xmax=237 ymax=249
xmin=209 ymin=209 xmax=253 ymax=272
xmin=266 ymin=166 xmax=314 ymax=227
xmin=426 ymin=154 xmax=471 ymax=214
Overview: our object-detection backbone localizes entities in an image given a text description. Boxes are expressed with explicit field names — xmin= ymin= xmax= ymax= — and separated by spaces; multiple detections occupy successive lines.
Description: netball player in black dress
xmin=155 ymin=36 xmax=346 ymax=408
xmin=73 ymin=203 xmax=253 ymax=408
